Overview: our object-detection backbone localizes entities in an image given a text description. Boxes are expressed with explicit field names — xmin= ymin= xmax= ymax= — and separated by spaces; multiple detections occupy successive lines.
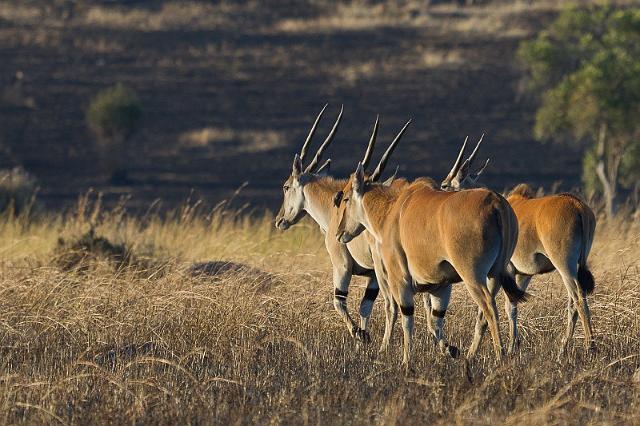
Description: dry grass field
xmin=1 ymin=1 xmax=640 ymax=424
xmin=0 ymin=193 xmax=638 ymax=424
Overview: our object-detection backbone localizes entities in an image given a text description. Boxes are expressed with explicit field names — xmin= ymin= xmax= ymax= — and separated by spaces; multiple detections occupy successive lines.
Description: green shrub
xmin=518 ymin=6 xmax=640 ymax=217
xmin=86 ymin=84 xmax=142 ymax=183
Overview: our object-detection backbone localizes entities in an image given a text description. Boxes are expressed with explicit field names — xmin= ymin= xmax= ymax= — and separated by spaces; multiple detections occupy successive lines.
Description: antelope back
xmin=507 ymin=185 xmax=596 ymax=278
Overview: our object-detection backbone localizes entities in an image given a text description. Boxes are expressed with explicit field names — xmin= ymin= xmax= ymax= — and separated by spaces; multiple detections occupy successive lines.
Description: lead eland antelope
xmin=275 ymin=105 xmax=408 ymax=343
xmin=441 ymin=136 xmax=596 ymax=356
xmin=334 ymin=132 xmax=528 ymax=369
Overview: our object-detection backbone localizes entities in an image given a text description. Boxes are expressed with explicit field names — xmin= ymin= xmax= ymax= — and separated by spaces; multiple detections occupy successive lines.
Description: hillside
xmin=0 ymin=1 xmax=596 ymax=211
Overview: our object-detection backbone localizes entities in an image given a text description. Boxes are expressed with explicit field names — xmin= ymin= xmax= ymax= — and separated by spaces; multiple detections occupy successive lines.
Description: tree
xmin=86 ymin=84 xmax=142 ymax=184
xmin=518 ymin=5 xmax=640 ymax=217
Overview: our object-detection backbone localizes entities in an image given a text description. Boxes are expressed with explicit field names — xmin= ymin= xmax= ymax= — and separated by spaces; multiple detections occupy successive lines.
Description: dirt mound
xmin=54 ymin=229 xmax=133 ymax=271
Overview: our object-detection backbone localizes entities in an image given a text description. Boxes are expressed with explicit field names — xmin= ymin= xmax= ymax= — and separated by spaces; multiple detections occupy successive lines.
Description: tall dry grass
xmin=2 ymin=0 xmax=636 ymax=37
xmin=0 ymin=193 xmax=639 ymax=424
xmin=274 ymin=0 xmax=638 ymax=36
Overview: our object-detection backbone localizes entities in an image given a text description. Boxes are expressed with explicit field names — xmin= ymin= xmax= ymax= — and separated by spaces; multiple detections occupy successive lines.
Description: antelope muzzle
xmin=275 ymin=216 xmax=290 ymax=231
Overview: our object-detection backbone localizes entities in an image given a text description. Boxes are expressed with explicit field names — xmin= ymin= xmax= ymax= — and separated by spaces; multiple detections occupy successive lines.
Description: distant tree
xmin=518 ymin=5 xmax=640 ymax=217
xmin=86 ymin=84 xmax=142 ymax=184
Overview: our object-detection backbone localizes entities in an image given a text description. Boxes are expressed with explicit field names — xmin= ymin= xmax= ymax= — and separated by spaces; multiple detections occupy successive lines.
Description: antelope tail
xmin=494 ymin=200 xmax=529 ymax=304
xmin=577 ymin=207 xmax=596 ymax=295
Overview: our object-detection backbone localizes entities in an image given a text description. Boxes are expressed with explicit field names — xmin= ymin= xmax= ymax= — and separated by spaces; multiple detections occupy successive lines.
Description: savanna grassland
xmin=0 ymin=194 xmax=639 ymax=425
xmin=2 ymin=1 xmax=640 ymax=425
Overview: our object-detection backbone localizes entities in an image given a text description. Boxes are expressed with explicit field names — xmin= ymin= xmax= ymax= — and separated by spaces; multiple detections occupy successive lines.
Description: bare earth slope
xmin=0 ymin=1 xmax=582 ymax=211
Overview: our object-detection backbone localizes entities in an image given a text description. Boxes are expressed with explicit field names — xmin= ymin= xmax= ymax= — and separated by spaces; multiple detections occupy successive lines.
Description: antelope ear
xmin=333 ymin=190 xmax=343 ymax=207
xmin=316 ymin=159 xmax=331 ymax=177
xmin=382 ymin=166 xmax=399 ymax=187
xmin=354 ymin=162 xmax=365 ymax=194
xmin=292 ymin=154 xmax=303 ymax=177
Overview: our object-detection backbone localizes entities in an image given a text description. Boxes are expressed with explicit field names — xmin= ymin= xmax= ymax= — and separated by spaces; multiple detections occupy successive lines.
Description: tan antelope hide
xmin=275 ymin=106 xmax=408 ymax=344
xmin=442 ymin=136 xmax=596 ymax=355
xmin=334 ymin=131 xmax=527 ymax=369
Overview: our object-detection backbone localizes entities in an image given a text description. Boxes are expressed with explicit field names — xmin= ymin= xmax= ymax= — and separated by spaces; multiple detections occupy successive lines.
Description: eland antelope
xmin=275 ymin=105 xmax=409 ymax=343
xmin=441 ymin=137 xmax=596 ymax=355
xmin=334 ymin=133 xmax=528 ymax=368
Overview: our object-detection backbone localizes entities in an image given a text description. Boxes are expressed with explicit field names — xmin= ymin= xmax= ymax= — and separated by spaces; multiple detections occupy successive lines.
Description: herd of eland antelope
xmin=275 ymin=105 xmax=596 ymax=371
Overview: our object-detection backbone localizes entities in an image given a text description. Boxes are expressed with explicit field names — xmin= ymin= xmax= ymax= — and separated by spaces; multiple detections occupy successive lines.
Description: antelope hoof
xmin=557 ymin=349 xmax=566 ymax=362
xmin=507 ymin=339 xmax=520 ymax=355
xmin=498 ymin=348 xmax=506 ymax=360
xmin=355 ymin=329 xmax=371 ymax=344
xmin=557 ymin=342 xmax=569 ymax=361
xmin=402 ymin=362 xmax=414 ymax=376
xmin=492 ymin=348 xmax=505 ymax=361
xmin=585 ymin=340 xmax=597 ymax=354
xmin=350 ymin=325 xmax=359 ymax=339
xmin=447 ymin=345 xmax=460 ymax=359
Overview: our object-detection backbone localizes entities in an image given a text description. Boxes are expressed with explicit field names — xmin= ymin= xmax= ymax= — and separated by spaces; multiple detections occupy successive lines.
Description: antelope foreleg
xmin=422 ymin=294 xmax=437 ymax=341
xmin=332 ymin=266 xmax=359 ymax=338
xmin=357 ymin=276 xmax=379 ymax=343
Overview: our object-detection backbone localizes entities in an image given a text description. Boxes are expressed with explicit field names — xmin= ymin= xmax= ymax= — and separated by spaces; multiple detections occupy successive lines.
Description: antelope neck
xmin=361 ymin=185 xmax=398 ymax=243
xmin=303 ymin=176 xmax=346 ymax=233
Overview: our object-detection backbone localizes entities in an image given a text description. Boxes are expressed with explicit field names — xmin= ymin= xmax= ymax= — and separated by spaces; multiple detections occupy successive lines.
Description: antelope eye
xmin=283 ymin=185 xmax=290 ymax=192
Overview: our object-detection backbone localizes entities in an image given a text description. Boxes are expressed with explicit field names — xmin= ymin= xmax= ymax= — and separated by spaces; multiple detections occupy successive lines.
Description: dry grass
xmin=420 ymin=48 xmax=464 ymax=68
xmin=178 ymin=128 xmax=286 ymax=155
xmin=274 ymin=0 xmax=637 ymax=37
xmin=0 ymin=193 xmax=639 ymax=424
xmin=276 ymin=1 xmax=413 ymax=33
xmin=0 ymin=3 xmax=42 ymax=23
xmin=1 ymin=0 xmax=631 ymax=37
xmin=83 ymin=2 xmax=236 ymax=31
xmin=0 ymin=1 xmax=256 ymax=31
xmin=334 ymin=48 xmax=464 ymax=87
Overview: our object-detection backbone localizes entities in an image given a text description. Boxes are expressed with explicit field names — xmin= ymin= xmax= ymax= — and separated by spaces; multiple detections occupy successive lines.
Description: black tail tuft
xmin=500 ymin=274 xmax=529 ymax=304
xmin=577 ymin=266 xmax=595 ymax=295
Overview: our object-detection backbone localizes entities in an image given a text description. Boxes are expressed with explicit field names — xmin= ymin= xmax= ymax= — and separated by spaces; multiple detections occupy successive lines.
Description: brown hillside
xmin=0 ymin=1 xmax=608 ymax=211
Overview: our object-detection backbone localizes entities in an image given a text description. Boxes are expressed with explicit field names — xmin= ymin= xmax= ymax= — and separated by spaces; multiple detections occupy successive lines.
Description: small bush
xmin=86 ymin=84 xmax=142 ymax=183
xmin=87 ymin=84 xmax=141 ymax=142
xmin=0 ymin=166 xmax=37 ymax=215
xmin=54 ymin=228 xmax=133 ymax=272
